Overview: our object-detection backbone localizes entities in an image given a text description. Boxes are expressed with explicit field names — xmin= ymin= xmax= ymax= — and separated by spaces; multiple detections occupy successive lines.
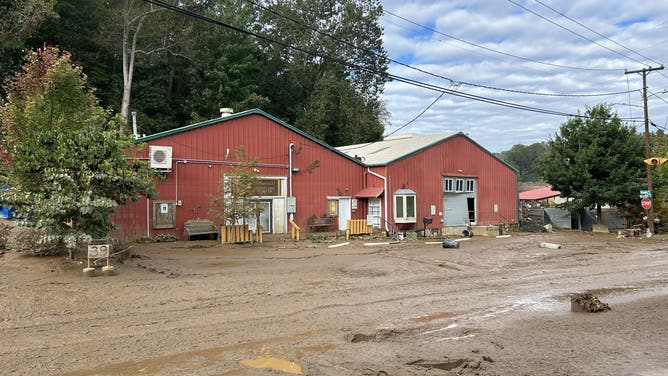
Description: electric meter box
xmin=287 ymin=197 xmax=297 ymax=214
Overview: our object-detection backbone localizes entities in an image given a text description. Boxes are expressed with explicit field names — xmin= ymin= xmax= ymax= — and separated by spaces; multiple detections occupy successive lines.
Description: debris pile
xmin=520 ymin=217 xmax=546 ymax=233
xmin=570 ymin=293 xmax=611 ymax=313
xmin=442 ymin=238 xmax=460 ymax=248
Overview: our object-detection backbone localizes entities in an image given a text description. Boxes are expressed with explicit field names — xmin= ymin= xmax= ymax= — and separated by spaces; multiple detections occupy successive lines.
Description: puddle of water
xmin=57 ymin=330 xmax=319 ymax=376
xmin=239 ymin=357 xmax=302 ymax=374
xmin=433 ymin=334 xmax=476 ymax=342
xmin=421 ymin=323 xmax=458 ymax=335
xmin=58 ymin=348 xmax=225 ymax=376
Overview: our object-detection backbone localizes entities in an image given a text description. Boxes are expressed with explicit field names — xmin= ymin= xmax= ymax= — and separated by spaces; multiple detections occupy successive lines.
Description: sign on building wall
xmin=153 ymin=200 xmax=176 ymax=229
xmin=253 ymin=179 xmax=281 ymax=196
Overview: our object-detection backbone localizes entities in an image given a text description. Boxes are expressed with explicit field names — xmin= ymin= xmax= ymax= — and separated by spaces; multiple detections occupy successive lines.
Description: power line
xmin=340 ymin=91 xmax=447 ymax=152
xmin=507 ymin=0 xmax=650 ymax=67
xmin=648 ymin=89 xmax=668 ymax=106
xmin=533 ymin=0 xmax=665 ymax=67
xmin=142 ymin=0 xmax=645 ymax=124
xmin=385 ymin=92 xmax=446 ymax=137
xmin=247 ymin=1 xmax=637 ymax=98
xmin=383 ymin=9 xmax=622 ymax=73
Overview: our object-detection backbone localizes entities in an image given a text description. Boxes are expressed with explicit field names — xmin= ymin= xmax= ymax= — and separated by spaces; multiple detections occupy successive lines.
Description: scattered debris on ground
xmin=570 ymin=293 xmax=611 ymax=313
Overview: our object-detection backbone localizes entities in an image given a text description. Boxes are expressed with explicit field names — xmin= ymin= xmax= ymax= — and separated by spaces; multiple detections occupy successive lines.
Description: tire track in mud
xmin=3 ymin=237 xmax=668 ymax=375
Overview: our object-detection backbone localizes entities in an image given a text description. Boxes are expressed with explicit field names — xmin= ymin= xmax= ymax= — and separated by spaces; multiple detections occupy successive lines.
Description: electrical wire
xmin=383 ymin=9 xmax=622 ymax=73
xmin=339 ymin=92 xmax=447 ymax=152
xmin=142 ymin=0 xmax=645 ymax=124
xmin=248 ymin=0 xmax=637 ymax=98
xmin=507 ymin=0 xmax=650 ymax=68
xmin=533 ymin=0 xmax=665 ymax=67
xmin=648 ymin=90 xmax=668 ymax=106
xmin=385 ymin=92 xmax=445 ymax=137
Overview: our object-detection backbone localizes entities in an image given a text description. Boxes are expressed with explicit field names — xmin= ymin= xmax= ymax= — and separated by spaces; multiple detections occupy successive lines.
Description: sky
xmin=378 ymin=0 xmax=668 ymax=152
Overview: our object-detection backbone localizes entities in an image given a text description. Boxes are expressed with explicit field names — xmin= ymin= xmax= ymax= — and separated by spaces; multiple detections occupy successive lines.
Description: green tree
xmin=209 ymin=146 xmax=264 ymax=230
xmin=0 ymin=47 xmax=156 ymax=253
xmin=539 ymin=104 xmax=644 ymax=223
xmin=497 ymin=142 xmax=547 ymax=182
xmin=257 ymin=0 xmax=389 ymax=146
xmin=0 ymin=0 xmax=57 ymax=95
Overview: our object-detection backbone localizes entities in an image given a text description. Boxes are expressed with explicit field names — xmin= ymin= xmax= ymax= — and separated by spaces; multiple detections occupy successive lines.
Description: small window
xmin=466 ymin=179 xmax=475 ymax=192
xmin=393 ymin=189 xmax=416 ymax=223
xmin=443 ymin=178 xmax=454 ymax=192
xmin=455 ymin=179 xmax=464 ymax=192
xmin=327 ymin=199 xmax=338 ymax=216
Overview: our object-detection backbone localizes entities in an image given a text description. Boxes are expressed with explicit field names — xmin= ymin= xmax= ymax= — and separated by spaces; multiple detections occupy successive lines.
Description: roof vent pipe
xmin=131 ymin=111 xmax=138 ymax=139
xmin=220 ymin=108 xmax=234 ymax=118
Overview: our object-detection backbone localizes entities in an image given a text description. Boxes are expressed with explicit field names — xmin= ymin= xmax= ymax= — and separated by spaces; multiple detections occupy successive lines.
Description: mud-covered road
xmin=1 ymin=231 xmax=667 ymax=375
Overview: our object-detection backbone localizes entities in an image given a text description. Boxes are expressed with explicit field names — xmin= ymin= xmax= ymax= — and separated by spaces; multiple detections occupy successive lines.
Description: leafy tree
xmin=257 ymin=0 xmax=389 ymax=146
xmin=539 ymin=104 xmax=644 ymax=223
xmin=646 ymin=129 xmax=668 ymax=227
xmin=0 ymin=47 xmax=156 ymax=253
xmin=497 ymin=142 xmax=547 ymax=182
xmin=295 ymin=71 xmax=383 ymax=146
xmin=209 ymin=146 xmax=264 ymax=231
xmin=0 ymin=0 xmax=57 ymax=95
xmin=32 ymin=0 xmax=119 ymax=114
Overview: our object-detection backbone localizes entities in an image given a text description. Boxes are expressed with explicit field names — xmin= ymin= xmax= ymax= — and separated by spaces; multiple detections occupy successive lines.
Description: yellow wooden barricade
xmin=346 ymin=219 xmax=373 ymax=239
xmin=221 ymin=224 xmax=264 ymax=244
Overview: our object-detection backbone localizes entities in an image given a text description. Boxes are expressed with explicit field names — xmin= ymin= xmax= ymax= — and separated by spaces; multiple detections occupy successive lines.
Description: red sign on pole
xmin=641 ymin=197 xmax=652 ymax=210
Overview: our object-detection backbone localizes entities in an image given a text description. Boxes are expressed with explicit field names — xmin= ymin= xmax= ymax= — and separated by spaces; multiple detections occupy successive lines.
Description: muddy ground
xmin=1 ymin=230 xmax=668 ymax=376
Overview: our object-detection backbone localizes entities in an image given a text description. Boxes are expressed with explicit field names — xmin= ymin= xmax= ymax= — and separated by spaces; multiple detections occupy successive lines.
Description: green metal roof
xmin=135 ymin=108 xmax=366 ymax=166
xmin=135 ymin=108 xmax=516 ymax=173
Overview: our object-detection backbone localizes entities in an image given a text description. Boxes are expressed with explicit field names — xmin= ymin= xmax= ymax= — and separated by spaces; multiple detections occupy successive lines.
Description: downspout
xmin=146 ymin=197 xmax=150 ymax=238
xmin=367 ymin=167 xmax=388 ymax=232
xmin=289 ymin=143 xmax=294 ymax=221
xmin=175 ymin=160 xmax=187 ymax=204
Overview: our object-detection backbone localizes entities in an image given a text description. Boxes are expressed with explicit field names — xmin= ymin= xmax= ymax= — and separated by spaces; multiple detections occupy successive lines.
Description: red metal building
xmin=113 ymin=109 xmax=366 ymax=240
xmin=338 ymin=132 xmax=518 ymax=233
xmin=112 ymin=109 xmax=518 ymax=240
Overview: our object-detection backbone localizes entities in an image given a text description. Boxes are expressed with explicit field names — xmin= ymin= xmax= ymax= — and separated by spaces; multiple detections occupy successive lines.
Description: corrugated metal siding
xmin=387 ymin=135 xmax=517 ymax=228
xmin=113 ymin=114 xmax=365 ymax=240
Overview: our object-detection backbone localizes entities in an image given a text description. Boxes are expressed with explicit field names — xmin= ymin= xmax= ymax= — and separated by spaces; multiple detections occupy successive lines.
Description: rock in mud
xmin=570 ymin=293 xmax=611 ymax=313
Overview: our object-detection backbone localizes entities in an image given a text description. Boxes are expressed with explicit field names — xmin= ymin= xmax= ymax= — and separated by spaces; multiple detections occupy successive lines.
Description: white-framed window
xmin=393 ymin=189 xmax=416 ymax=223
xmin=327 ymin=199 xmax=338 ymax=216
xmin=455 ymin=179 xmax=464 ymax=192
xmin=443 ymin=178 xmax=454 ymax=192
xmin=465 ymin=179 xmax=475 ymax=192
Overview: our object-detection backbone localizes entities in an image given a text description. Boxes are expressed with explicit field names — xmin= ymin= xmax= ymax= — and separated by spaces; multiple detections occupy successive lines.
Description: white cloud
xmin=379 ymin=0 xmax=668 ymax=152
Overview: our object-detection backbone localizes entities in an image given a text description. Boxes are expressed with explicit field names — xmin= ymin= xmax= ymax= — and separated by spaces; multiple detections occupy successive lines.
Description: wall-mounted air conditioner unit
xmin=149 ymin=145 xmax=173 ymax=169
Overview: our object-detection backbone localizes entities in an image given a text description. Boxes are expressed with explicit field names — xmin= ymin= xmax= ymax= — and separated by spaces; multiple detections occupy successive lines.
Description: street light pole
xmin=625 ymin=65 xmax=664 ymax=235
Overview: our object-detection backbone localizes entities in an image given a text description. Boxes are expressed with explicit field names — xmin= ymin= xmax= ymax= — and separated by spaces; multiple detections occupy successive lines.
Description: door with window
xmin=367 ymin=198 xmax=381 ymax=228
xmin=258 ymin=200 xmax=272 ymax=233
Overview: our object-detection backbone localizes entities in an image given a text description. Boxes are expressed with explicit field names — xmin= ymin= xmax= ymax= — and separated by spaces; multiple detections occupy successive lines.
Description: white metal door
xmin=338 ymin=197 xmax=351 ymax=231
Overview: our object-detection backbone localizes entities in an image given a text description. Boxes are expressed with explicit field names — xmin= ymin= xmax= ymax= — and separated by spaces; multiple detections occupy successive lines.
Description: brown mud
xmin=1 ymin=231 xmax=667 ymax=375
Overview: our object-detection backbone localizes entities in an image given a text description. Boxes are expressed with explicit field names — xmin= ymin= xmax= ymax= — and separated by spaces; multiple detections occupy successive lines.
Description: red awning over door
xmin=355 ymin=187 xmax=384 ymax=198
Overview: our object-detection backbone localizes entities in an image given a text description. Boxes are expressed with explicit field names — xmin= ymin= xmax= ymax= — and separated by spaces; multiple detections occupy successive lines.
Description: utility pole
xmin=625 ymin=65 xmax=664 ymax=235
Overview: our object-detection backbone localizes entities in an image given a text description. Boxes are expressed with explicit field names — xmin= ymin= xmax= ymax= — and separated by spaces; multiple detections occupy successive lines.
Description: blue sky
xmin=378 ymin=0 xmax=668 ymax=152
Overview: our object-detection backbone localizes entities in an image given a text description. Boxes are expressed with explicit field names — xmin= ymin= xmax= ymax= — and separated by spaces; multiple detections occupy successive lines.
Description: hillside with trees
xmin=1 ymin=0 xmax=389 ymax=146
